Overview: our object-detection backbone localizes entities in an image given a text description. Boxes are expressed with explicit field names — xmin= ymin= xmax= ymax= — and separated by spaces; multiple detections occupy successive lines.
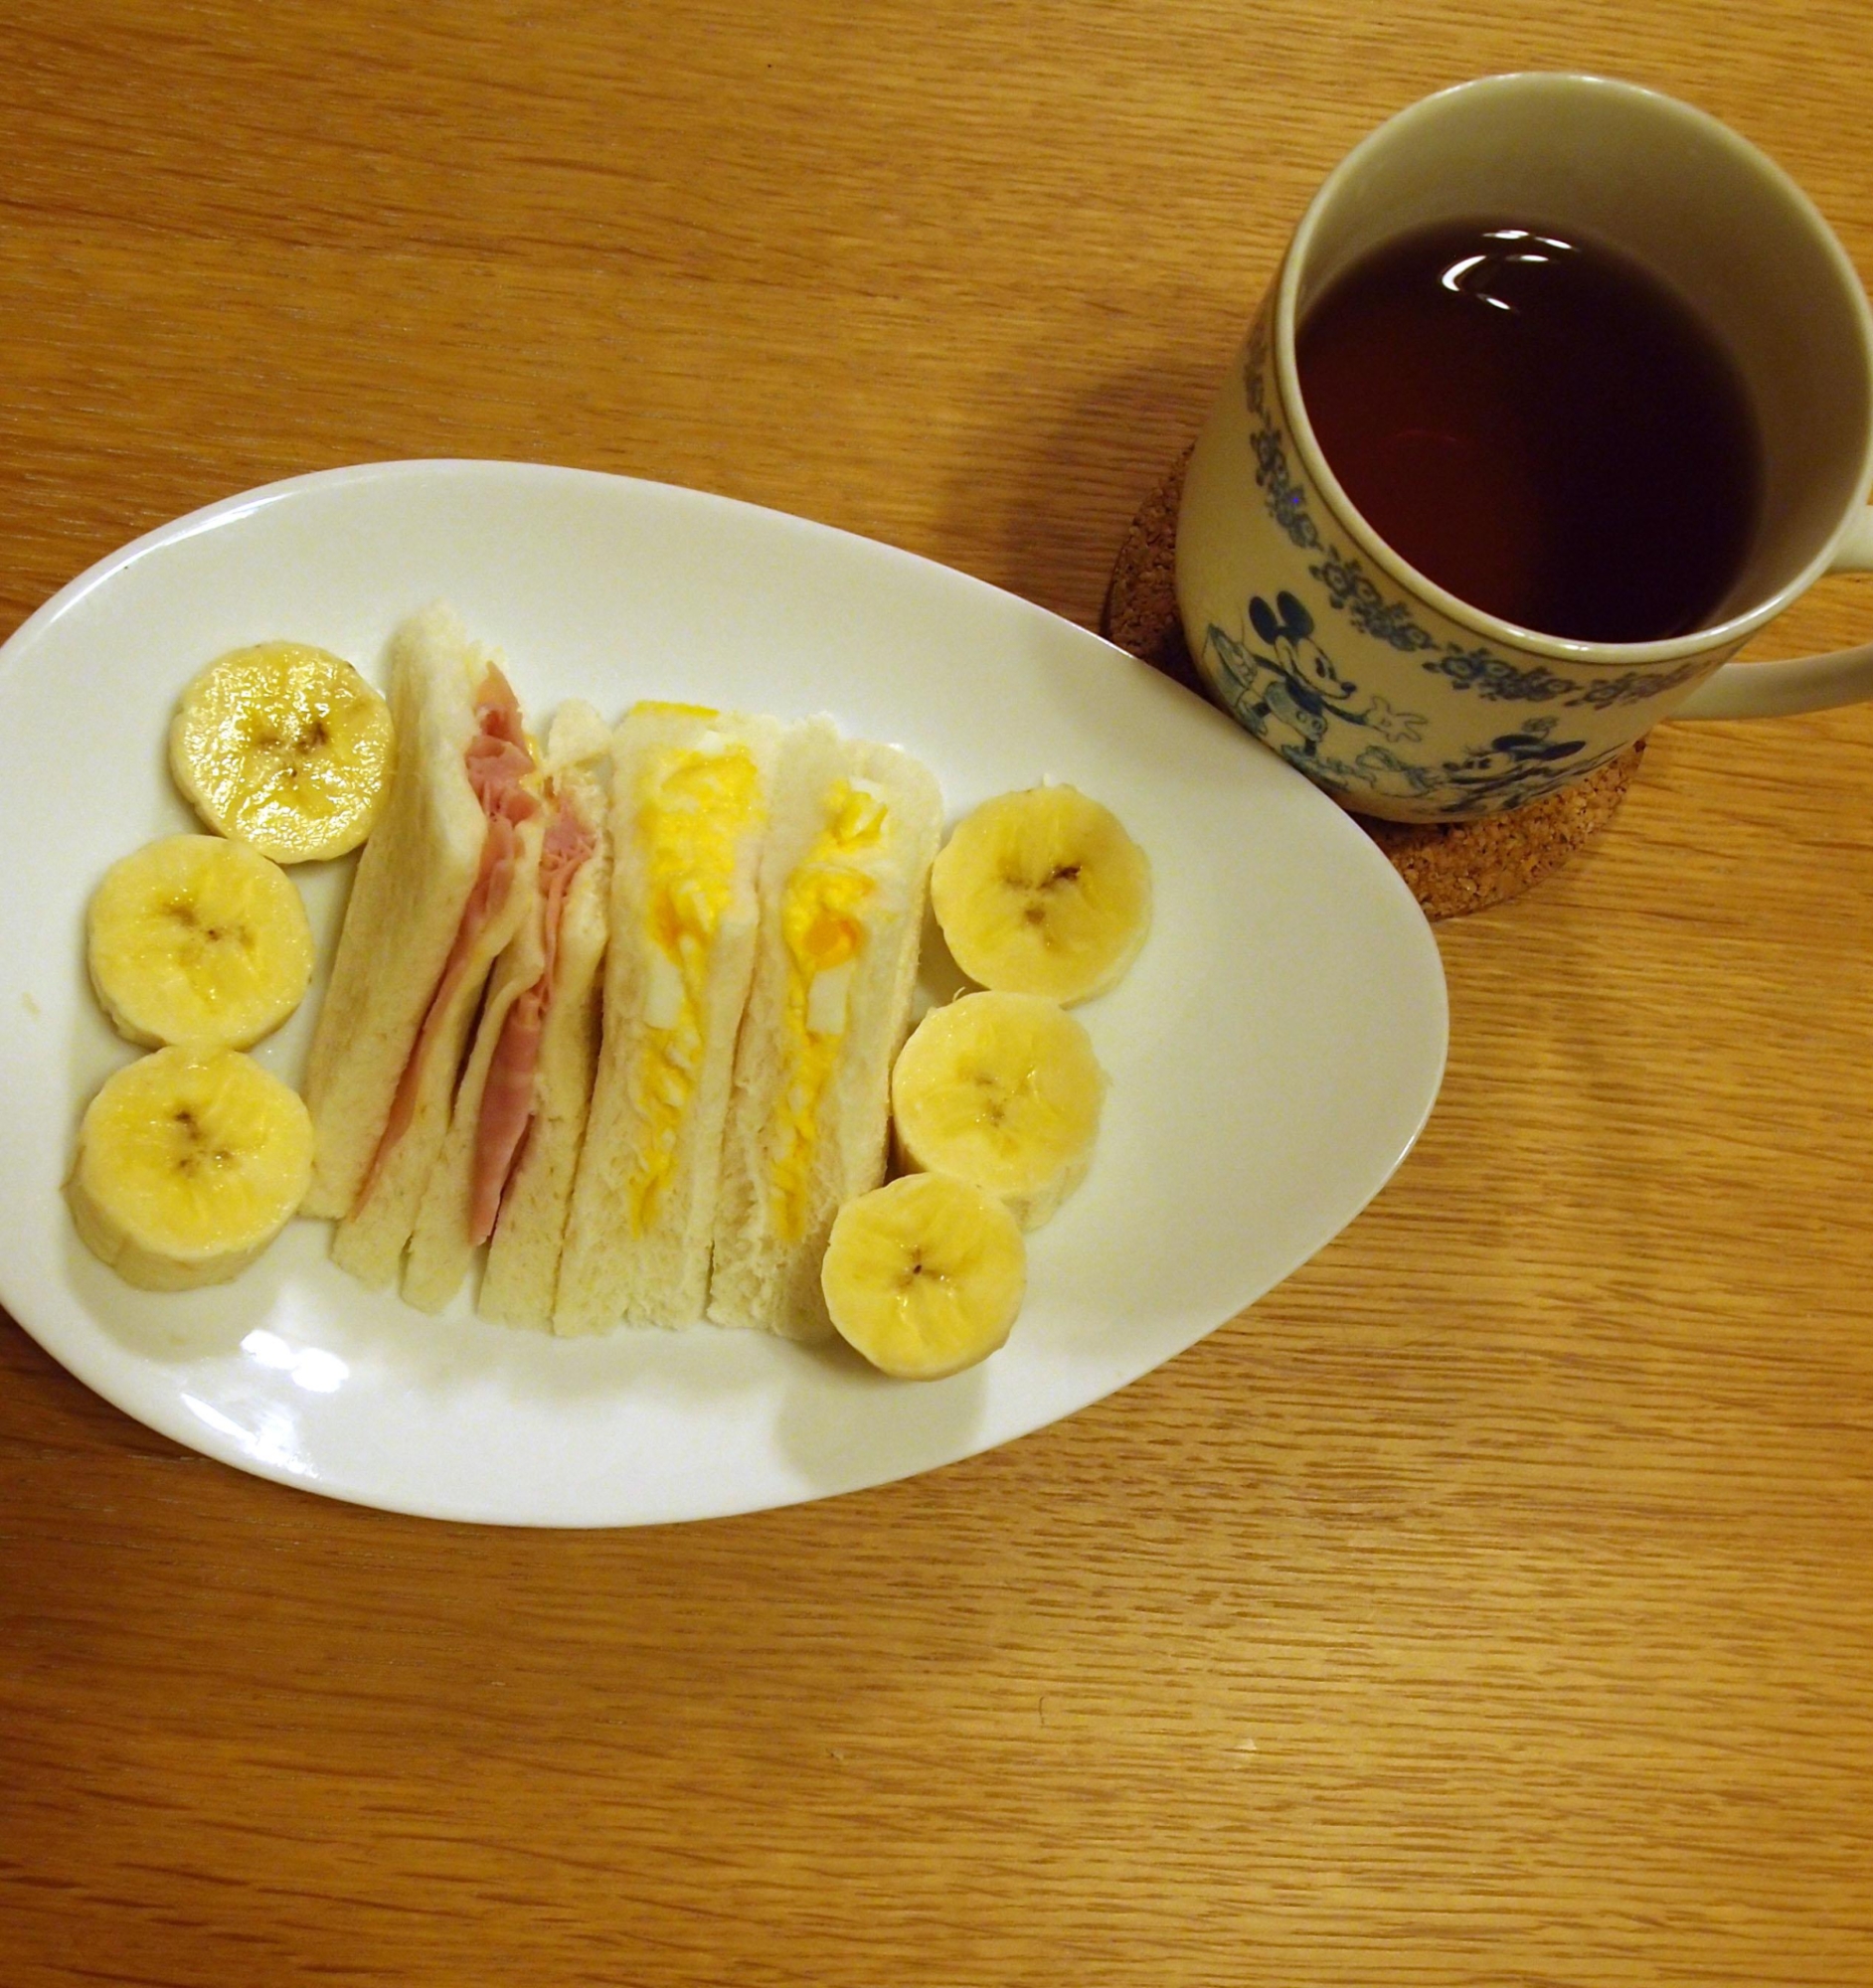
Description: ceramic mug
xmin=1175 ymin=73 xmax=1873 ymax=823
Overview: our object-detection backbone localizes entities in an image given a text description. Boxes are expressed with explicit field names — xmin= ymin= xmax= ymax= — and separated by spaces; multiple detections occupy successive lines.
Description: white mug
xmin=1175 ymin=74 xmax=1873 ymax=822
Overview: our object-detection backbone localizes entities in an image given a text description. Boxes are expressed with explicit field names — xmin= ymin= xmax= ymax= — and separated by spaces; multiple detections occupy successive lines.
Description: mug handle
xmin=1675 ymin=505 xmax=1873 ymax=719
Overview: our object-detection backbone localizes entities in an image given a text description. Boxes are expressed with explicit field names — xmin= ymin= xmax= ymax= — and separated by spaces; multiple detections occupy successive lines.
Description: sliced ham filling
xmin=358 ymin=668 xmax=539 ymax=1210
xmin=466 ymin=789 xmax=597 ymax=1244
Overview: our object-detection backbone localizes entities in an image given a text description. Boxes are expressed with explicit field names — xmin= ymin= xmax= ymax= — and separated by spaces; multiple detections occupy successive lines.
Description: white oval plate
xmin=0 ymin=462 xmax=1446 ymax=1526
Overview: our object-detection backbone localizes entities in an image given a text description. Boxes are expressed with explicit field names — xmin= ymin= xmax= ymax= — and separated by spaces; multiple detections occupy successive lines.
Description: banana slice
xmin=170 ymin=641 xmax=394 ymax=863
xmin=930 ymin=785 xmax=1151 ymax=1004
xmin=892 ymin=990 xmax=1106 ymax=1230
xmin=66 ymin=1047 xmax=314 ymax=1290
xmin=820 ymin=1172 xmax=1026 ymax=1380
xmin=87 ymin=834 xmax=314 ymax=1050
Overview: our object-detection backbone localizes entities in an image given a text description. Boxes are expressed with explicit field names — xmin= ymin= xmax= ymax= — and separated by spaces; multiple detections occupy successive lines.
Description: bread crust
xmin=300 ymin=605 xmax=489 ymax=1221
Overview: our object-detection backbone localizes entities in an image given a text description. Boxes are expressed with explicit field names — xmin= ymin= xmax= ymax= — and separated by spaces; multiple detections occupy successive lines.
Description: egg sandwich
xmin=706 ymin=719 xmax=941 ymax=1340
xmin=554 ymin=703 xmax=784 ymax=1333
xmin=554 ymin=707 xmax=940 ymax=1338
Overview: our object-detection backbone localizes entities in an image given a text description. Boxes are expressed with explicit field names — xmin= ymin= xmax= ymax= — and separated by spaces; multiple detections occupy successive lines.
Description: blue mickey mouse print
xmin=1205 ymin=591 xmax=1428 ymax=766
xmin=1203 ymin=593 xmax=1616 ymax=815
xmin=1379 ymin=711 xmax=1639 ymax=812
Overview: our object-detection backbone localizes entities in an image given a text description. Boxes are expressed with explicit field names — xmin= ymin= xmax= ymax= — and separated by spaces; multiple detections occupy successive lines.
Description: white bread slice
xmin=333 ymin=812 xmax=543 ymax=1291
xmin=477 ymin=745 xmax=611 ymax=1331
xmin=707 ymin=723 xmax=942 ymax=1340
xmin=404 ymin=706 xmax=611 ymax=1320
xmin=327 ymin=636 xmax=544 ymax=1290
xmin=301 ymin=604 xmax=491 ymax=1221
xmin=554 ymin=705 xmax=782 ymax=1334
xmin=400 ymin=874 xmax=548 ymax=1313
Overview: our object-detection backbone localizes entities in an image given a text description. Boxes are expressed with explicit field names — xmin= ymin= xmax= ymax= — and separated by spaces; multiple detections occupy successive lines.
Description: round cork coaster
xmin=1101 ymin=447 xmax=1644 ymax=921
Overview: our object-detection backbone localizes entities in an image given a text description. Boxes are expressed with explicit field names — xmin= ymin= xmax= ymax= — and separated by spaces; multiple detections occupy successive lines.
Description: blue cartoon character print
xmin=1203 ymin=591 xmax=1426 ymax=774
xmin=1438 ymin=718 xmax=1589 ymax=808
xmin=1241 ymin=591 xmax=1353 ymax=756
xmin=1353 ymin=717 xmax=1613 ymax=812
xmin=1204 ymin=591 xmax=1610 ymax=813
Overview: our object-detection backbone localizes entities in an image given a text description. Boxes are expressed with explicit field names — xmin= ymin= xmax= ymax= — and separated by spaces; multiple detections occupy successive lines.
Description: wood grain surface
xmin=5 ymin=4 xmax=1873 ymax=1983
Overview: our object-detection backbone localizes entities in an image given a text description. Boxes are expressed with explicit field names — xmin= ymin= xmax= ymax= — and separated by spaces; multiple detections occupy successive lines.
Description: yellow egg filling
xmin=769 ymin=779 xmax=889 ymax=1241
xmin=624 ymin=740 xmax=763 ymax=1233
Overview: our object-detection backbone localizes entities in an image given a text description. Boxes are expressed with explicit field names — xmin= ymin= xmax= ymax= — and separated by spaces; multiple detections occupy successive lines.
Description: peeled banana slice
xmin=930 ymin=784 xmax=1151 ymax=1005
xmin=87 ymin=835 xmax=315 ymax=1051
xmin=892 ymin=990 xmax=1106 ymax=1230
xmin=66 ymin=1047 xmax=314 ymax=1290
xmin=820 ymin=1172 xmax=1026 ymax=1380
xmin=170 ymin=641 xmax=394 ymax=863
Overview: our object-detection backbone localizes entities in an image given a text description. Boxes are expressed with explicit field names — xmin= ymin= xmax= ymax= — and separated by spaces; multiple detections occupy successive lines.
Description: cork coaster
xmin=1101 ymin=447 xmax=1644 ymax=920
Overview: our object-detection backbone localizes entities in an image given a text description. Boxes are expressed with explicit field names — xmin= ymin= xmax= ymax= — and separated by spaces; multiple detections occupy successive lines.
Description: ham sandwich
xmin=404 ymin=703 xmax=610 ymax=1318
xmin=303 ymin=605 xmax=541 ymax=1238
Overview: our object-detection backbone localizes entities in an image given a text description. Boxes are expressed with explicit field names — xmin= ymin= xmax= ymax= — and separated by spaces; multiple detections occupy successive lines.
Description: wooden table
xmin=5 ymin=4 xmax=1872 ymax=1982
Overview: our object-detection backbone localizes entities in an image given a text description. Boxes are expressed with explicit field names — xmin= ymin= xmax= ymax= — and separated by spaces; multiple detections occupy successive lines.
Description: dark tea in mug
xmin=1295 ymin=220 xmax=1765 ymax=644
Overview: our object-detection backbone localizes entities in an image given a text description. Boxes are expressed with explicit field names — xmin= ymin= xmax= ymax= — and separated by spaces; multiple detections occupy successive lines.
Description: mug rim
xmin=1274 ymin=71 xmax=1873 ymax=668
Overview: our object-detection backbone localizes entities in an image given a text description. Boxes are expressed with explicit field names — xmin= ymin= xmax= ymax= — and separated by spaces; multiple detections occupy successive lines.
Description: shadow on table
xmin=943 ymin=349 xmax=1219 ymax=642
